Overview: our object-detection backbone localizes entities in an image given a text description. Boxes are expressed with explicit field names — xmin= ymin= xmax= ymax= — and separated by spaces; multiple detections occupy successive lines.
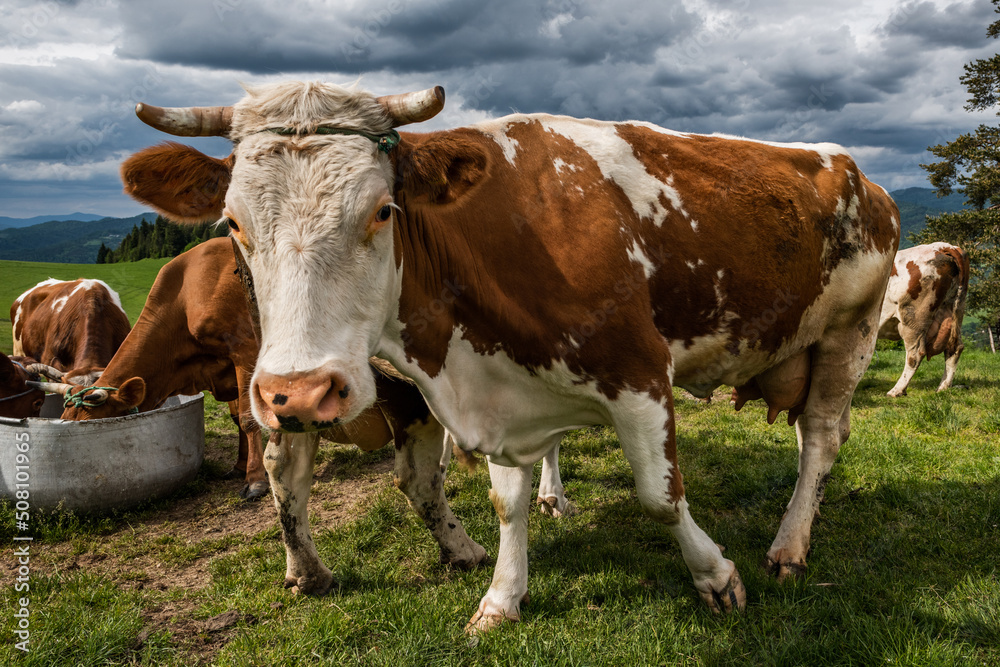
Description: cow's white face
xmin=226 ymin=133 xmax=398 ymax=431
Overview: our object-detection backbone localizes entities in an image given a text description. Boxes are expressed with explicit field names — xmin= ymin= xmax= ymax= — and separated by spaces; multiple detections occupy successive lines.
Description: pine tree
xmin=917 ymin=0 xmax=1000 ymax=325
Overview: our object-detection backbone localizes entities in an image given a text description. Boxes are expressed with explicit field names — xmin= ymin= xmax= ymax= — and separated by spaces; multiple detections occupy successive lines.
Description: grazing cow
xmin=877 ymin=242 xmax=969 ymax=397
xmin=11 ymin=278 xmax=130 ymax=385
xmin=57 ymin=239 xmax=267 ymax=499
xmin=122 ymin=81 xmax=899 ymax=629
xmin=57 ymin=238 xmax=487 ymax=567
xmin=0 ymin=354 xmax=45 ymax=419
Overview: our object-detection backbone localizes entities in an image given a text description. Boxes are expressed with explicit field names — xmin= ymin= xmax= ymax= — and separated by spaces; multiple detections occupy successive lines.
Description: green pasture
xmin=0 ymin=258 xmax=170 ymax=355
xmin=1 ymin=340 xmax=998 ymax=665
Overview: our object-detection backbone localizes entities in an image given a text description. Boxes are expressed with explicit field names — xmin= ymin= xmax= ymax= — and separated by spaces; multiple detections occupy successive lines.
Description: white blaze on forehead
xmin=627 ymin=240 xmax=656 ymax=279
xmin=539 ymin=116 xmax=686 ymax=227
xmin=477 ymin=116 xmax=530 ymax=166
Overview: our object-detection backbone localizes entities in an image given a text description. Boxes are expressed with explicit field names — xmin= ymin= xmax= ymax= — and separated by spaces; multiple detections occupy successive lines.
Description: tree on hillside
xmin=97 ymin=216 xmax=227 ymax=263
xmin=917 ymin=0 xmax=1000 ymax=326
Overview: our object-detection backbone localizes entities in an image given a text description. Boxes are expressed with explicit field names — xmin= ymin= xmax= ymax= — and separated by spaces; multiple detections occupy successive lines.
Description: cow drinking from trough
xmin=55 ymin=239 xmax=267 ymax=499
xmin=877 ymin=242 xmax=969 ymax=397
xmin=123 ymin=81 xmax=900 ymax=629
xmin=56 ymin=236 xmax=487 ymax=567
xmin=12 ymin=278 xmax=131 ymax=386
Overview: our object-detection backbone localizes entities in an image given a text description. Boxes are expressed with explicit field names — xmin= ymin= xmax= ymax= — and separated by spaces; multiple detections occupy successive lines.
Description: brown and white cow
xmin=11 ymin=278 xmax=131 ymax=385
xmin=122 ymin=82 xmax=899 ymax=629
xmin=877 ymin=242 xmax=969 ymax=397
xmin=0 ymin=354 xmax=45 ymax=419
xmin=56 ymin=237 xmax=487 ymax=567
xmin=56 ymin=239 xmax=267 ymax=499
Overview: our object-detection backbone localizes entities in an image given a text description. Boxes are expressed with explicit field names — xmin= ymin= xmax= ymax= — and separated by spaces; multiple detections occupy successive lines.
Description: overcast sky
xmin=0 ymin=0 xmax=995 ymax=218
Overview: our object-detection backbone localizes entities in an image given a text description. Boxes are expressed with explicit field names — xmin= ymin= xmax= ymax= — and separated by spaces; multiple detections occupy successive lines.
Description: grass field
xmin=0 ymin=258 xmax=170 ymax=355
xmin=1 ymin=346 xmax=998 ymax=666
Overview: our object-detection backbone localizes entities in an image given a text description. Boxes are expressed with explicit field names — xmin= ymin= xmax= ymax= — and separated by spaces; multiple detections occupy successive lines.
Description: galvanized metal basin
xmin=0 ymin=393 xmax=204 ymax=513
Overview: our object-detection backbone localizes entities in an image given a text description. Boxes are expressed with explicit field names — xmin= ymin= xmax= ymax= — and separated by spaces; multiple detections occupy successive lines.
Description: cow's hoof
xmin=240 ymin=480 xmax=270 ymax=501
xmin=222 ymin=466 xmax=247 ymax=480
xmin=537 ymin=495 xmax=577 ymax=518
xmin=764 ymin=551 xmax=807 ymax=582
xmin=439 ymin=542 xmax=490 ymax=570
xmin=464 ymin=609 xmax=518 ymax=635
xmin=696 ymin=563 xmax=746 ymax=614
xmin=283 ymin=571 xmax=335 ymax=596
xmin=886 ymin=389 xmax=906 ymax=398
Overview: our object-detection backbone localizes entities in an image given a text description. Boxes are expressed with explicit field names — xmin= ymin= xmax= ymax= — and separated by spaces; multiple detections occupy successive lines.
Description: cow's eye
xmin=375 ymin=205 xmax=392 ymax=223
xmin=226 ymin=217 xmax=240 ymax=232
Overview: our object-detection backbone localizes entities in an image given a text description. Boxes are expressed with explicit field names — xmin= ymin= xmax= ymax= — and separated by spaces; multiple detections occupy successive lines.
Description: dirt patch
xmin=21 ymin=432 xmax=396 ymax=593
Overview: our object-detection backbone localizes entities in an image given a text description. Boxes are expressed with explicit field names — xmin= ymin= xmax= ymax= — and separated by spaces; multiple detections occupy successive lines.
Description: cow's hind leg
xmin=264 ymin=431 xmax=334 ymax=595
xmin=537 ymin=444 xmax=575 ymax=517
xmin=613 ymin=389 xmax=745 ymax=613
xmin=938 ymin=338 xmax=964 ymax=392
xmin=766 ymin=311 xmax=877 ymax=579
xmin=467 ymin=461 xmax=533 ymax=633
xmin=394 ymin=419 xmax=488 ymax=569
xmin=888 ymin=329 xmax=925 ymax=397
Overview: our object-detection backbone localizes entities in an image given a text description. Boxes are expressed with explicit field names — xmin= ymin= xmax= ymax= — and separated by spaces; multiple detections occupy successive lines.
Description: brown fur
xmin=0 ymin=354 xmax=45 ymax=419
xmin=121 ymin=142 xmax=233 ymax=223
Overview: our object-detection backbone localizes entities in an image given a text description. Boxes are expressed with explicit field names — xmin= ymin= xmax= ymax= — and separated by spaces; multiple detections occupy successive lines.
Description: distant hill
xmin=889 ymin=187 xmax=970 ymax=248
xmin=0 ymin=212 xmax=107 ymax=229
xmin=0 ymin=213 xmax=157 ymax=264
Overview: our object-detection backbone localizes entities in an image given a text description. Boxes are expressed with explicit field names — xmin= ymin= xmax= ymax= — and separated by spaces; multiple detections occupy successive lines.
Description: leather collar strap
xmin=257 ymin=127 xmax=401 ymax=153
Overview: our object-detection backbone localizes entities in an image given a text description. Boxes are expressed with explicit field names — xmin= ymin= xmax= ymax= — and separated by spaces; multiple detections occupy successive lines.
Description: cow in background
xmin=878 ymin=242 xmax=969 ymax=397
xmin=11 ymin=278 xmax=130 ymax=385
xmin=0 ymin=354 xmax=45 ymax=419
xmin=121 ymin=81 xmax=899 ymax=629
xmin=56 ymin=239 xmax=267 ymax=499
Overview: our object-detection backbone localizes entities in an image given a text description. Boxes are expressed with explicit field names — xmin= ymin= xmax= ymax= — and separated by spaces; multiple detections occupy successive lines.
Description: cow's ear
xmin=116 ymin=377 xmax=146 ymax=409
xmin=394 ymin=131 xmax=487 ymax=205
xmin=121 ymin=142 xmax=234 ymax=224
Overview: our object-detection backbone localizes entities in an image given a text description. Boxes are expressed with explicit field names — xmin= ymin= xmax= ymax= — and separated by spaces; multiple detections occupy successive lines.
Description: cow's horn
xmin=135 ymin=103 xmax=233 ymax=137
xmin=376 ymin=86 xmax=445 ymax=127
xmin=24 ymin=363 xmax=64 ymax=381
xmin=26 ymin=380 xmax=73 ymax=396
xmin=86 ymin=389 xmax=110 ymax=404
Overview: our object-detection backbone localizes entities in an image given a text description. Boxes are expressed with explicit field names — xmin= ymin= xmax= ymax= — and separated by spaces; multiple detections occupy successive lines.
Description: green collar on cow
xmin=63 ymin=385 xmax=139 ymax=414
xmin=259 ymin=126 xmax=401 ymax=153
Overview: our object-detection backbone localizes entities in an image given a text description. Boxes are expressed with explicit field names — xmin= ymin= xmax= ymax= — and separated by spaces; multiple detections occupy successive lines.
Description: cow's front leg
xmin=536 ymin=444 xmax=575 ymax=517
xmin=238 ymin=366 xmax=269 ymax=500
xmin=466 ymin=461 xmax=533 ymax=634
xmin=393 ymin=419 xmax=488 ymax=569
xmin=264 ymin=431 xmax=333 ymax=595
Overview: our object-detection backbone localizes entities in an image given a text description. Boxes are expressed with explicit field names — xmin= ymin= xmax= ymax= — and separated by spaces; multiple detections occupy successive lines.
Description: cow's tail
xmin=937 ymin=245 xmax=970 ymax=356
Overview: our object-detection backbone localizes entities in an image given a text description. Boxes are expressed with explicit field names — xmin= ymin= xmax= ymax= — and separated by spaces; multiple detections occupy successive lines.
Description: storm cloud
xmin=0 ymin=0 xmax=995 ymax=216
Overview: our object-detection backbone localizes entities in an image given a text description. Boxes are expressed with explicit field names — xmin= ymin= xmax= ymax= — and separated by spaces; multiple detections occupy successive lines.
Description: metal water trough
xmin=0 ymin=393 xmax=204 ymax=513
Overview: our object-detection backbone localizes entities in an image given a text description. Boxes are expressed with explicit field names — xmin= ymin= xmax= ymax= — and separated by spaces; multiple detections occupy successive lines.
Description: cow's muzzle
xmin=253 ymin=369 xmax=353 ymax=432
